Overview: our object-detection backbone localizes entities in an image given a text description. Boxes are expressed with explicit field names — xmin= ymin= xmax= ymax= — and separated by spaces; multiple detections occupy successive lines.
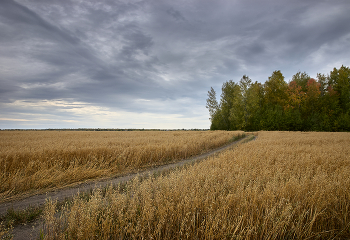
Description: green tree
xmin=305 ymin=79 xmax=321 ymax=106
xmin=262 ymin=70 xmax=288 ymax=130
xmin=228 ymin=87 xmax=243 ymax=130
xmin=264 ymin=70 xmax=288 ymax=108
xmin=303 ymin=78 xmax=322 ymax=130
xmin=205 ymin=65 xmax=349 ymax=131
xmin=320 ymin=85 xmax=339 ymax=131
xmin=206 ymin=87 xmax=219 ymax=120
xmin=210 ymin=109 xmax=225 ymax=130
xmin=329 ymin=65 xmax=350 ymax=113
xmin=291 ymin=71 xmax=310 ymax=92
xmin=206 ymin=87 xmax=223 ymax=130
xmin=238 ymin=75 xmax=252 ymax=129
xmin=220 ymin=80 xmax=241 ymax=130
xmin=286 ymin=80 xmax=306 ymax=111
xmin=285 ymin=80 xmax=306 ymax=130
xmin=244 ymin=81 xmax=263 ymax=130
xmin=316 ymin=73 xmax=328 ymax=97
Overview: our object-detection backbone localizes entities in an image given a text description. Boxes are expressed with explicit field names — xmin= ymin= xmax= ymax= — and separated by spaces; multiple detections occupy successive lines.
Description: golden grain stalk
xmin=0 ymin=130 xmax=242 ymax=200
xmin=42 ymin=131 xmax=350 ymax=239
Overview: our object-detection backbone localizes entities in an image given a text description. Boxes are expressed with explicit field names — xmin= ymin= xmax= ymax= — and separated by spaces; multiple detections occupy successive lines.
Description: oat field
xmin=0 ymin=130 xmax=242 ymax=201
xmin=42 ymin=131 xmax=350 ymax=239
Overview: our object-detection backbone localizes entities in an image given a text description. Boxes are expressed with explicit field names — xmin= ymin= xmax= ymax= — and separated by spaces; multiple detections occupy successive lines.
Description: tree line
xmin=206 ymin=65 xmax=350 ymax=131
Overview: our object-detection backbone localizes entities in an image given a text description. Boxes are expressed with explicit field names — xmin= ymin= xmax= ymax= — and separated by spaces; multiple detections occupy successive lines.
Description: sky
xmin=1 ymin=0 xmax=350 ymax=129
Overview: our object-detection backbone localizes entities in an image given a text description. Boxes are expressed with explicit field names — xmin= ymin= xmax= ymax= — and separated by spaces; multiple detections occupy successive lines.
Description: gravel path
xmin=1 ymin=135 xmax=255 ymax=240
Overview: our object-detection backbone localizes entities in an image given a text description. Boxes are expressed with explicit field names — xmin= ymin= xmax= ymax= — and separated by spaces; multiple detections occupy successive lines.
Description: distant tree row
xmin=206 ymin=65 xmax=350 ymax=131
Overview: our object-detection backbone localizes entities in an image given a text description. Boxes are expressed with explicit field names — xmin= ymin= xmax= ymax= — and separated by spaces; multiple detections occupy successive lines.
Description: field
xmin=41 ymin=131 xmax=350 ymax=239
xmin=0 ymin=130 xmax=242 ymax=201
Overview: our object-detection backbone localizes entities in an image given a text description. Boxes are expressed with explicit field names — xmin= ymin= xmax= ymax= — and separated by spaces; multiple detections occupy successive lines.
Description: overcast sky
xmin=1 ymin=0 xmax=349 ymax=129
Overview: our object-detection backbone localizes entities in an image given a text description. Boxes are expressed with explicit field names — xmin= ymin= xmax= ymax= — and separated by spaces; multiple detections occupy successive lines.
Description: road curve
xmin=0 ymin=135 xmax=255 ymax=216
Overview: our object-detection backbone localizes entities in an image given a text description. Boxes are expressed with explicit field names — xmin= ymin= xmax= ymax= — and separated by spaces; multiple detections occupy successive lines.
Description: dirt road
xmin=1 ymin=135 xmax=255 ymax=240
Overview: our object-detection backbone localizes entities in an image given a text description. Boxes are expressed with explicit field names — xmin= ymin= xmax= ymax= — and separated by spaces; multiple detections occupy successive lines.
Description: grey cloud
xmin=0 ymin=0 xmax=80 ymax=45
xmin=1 ymin=0 xmax=349 ymax=128
xmin=166 ymin=7 xmax=186 ymax=22
xmin=0 ymin=80 xmax=20 ymax=102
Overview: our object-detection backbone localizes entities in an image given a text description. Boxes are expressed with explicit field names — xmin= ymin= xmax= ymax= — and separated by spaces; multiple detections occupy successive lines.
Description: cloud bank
xmin=1 ymin=0 xmax=349 ymax=129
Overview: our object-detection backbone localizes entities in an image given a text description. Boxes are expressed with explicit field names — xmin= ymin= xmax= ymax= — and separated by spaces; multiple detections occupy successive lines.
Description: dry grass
xmin=0 ymin=130 xmax=242 ymax=201
xmin=0 ymin=221 xmax=13 ymax=240
xmin=42 ymin=131 xmax=350 ymax=239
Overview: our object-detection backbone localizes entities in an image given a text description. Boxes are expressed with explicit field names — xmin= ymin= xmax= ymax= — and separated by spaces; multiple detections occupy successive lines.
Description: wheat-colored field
xmin=0 ymin=130 xmax=242 ymax=201
xmin=42 ymin=131 xmax=350 ymax=239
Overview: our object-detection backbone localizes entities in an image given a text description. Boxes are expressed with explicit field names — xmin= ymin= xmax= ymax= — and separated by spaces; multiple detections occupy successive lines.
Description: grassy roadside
xmin=228 ymin=133 xmax=246 ymax=143
xmin=0 ymin=206 xmax=43 ymax=229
